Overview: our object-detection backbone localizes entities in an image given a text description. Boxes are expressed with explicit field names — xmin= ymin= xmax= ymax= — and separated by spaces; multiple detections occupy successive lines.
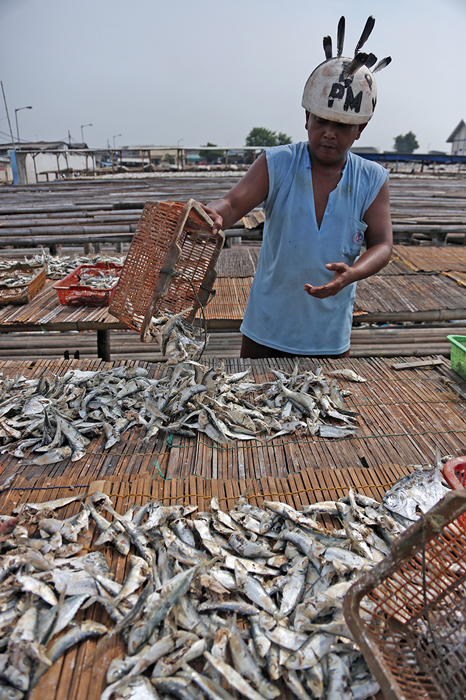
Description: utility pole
xmin=15 ymin=106 xmax=32 ymax=144
xmin=81 ymin=123 xmax=92 ymax=146
xmin=1 ymin=81 xmax=19 ymax=185
xmin=0 ymin=82 xmax=16 ymax=150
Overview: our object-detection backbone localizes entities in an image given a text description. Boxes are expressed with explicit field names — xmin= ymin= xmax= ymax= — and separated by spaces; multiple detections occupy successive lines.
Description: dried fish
xmin=0 ymin=463 xmax=431 ymax=699
xmin=382 ymin=463 xmax=447 ymax=521
xmin=0 ymin=311 xmax=367 ymax=470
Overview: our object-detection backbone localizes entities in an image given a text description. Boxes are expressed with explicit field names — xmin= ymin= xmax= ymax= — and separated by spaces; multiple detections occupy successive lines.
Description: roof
xmin=351 ymin=146 xmax=379 ymax=154
xmin=447 ymin=120 xmax=466 ymax=143
xmin=0 ymin=141 xmax=78 ymax=152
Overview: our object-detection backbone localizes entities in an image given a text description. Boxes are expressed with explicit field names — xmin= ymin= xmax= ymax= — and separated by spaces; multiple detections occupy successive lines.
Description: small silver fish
xmin=328 ymin=368 xmax=367 ymax=382
xmin=19 ymin=446 xmax=73 ymax=466
xmin=204 ymin=650 xmax=265 ymax=700
xmin=13 ymin=493 xmax=86 ymax=514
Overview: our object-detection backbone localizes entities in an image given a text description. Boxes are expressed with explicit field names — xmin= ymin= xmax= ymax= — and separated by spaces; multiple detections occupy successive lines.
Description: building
xmin=0 ymin=141 xmax=96 ymax=184
xmin=447 ymin=120 xmax=466 ymax=156
xmin=0 ymin=155 xmax=12 ymax=183
xmin=351 ymin=146 xmax=380 ymax=154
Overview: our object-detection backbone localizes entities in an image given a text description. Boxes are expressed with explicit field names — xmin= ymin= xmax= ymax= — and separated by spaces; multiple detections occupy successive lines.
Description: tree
xmin=199 ymin=142 xmax=225 ymax=163
xmin=277 ymin=132 xmax=292 ymax=145
xmin=245 ymin=127 xmax=292 ymax=147
xmin=393 ymin=131 xmax=419 ymax=154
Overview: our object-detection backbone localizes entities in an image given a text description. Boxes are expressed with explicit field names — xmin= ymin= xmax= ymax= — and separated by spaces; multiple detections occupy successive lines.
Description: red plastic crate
xmin=443 ymin=456 xmax=466 ymax=490
xmin=53 ymin=263 xmax=122 ymax=307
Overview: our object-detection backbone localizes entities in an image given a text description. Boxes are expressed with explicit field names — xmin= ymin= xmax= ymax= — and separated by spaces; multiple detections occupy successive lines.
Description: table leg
xmin=97 ymin=330 xmax=111 ymax=361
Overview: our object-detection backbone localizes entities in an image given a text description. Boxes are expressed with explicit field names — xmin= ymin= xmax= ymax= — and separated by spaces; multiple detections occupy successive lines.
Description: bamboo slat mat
xmin=214 ymin=246 xmax=417 ymax=281
xmin=394 ymin=244 xmax=466 ymax=272
xmin=0 ymin=355 xmax=465 ymax=488
xmin=0 ymin=247 xmax=464 ymax=332
xmin=215 ymin=247 xmax=260 ymax=277
xmin=354 ymin=273 xmax=466 ymax=314
xmin=215 ymin=247 xmax=457 ymax=280
xmin=443 ymin=270 xmax=466 ymax=287
xmin=0 ymin=280 xmax=125 ymax=329
xmin=372 ymin=255 xmax=415 ymax=275
xmin=0 ymin=463 xmax=415 ymax=521
xmin=214 ymin=247 xmax=466 ymax=281
xmin=200 ymin=276 xmax=253 ymax=321
xmin=198 ymin=273 xmax=466 ymax=324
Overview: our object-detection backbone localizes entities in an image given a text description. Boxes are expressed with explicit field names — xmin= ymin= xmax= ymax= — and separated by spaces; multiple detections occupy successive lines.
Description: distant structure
xmin=447 ymin=120 xmax=466 ymax=156
xmin=0 ymin=141 xmax=95 ymax=184
xmin=351 ymin=146 xmax=379 ymax=155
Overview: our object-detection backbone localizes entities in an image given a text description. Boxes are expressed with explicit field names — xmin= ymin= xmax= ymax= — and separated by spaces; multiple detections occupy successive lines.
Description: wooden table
xmin=0 ymin=280 xmax=128 ymax=360
xmin=3 ymin=241 xmax=466 ymax=362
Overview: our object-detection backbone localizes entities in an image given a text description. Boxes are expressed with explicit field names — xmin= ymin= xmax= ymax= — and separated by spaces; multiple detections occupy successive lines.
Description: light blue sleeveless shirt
xmin=240 ymin=142 xmax=388 ymax=355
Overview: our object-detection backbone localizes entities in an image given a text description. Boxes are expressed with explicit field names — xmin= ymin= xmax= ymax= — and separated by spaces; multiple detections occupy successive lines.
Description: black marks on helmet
xmin=328 ymin=82 xmax=345 ymax=105
xmin=328 ymin=65 xmax=355 ymax=109
xmin=343 ymin=87 xmax=362 ymax=113
xmin=328 ymin=82 xmax=363 ymax=113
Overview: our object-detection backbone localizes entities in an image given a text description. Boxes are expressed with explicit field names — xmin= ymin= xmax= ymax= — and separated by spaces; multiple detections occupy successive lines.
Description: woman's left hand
xmin=304 ymin=262 xmax=354 ymax=298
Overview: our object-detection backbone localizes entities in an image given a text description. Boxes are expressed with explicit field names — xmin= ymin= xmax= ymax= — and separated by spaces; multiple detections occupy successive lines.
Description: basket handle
xmin=140 ymin=241 xmax=183 ymax=341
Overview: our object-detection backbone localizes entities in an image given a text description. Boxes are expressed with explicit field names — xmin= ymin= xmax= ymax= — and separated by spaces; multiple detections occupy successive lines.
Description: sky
xmin=0 ymin=0 xmax=464 ymax=154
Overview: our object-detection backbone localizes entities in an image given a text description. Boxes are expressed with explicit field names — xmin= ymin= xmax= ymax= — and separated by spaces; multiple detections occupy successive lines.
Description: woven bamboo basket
xmin=0 ymin=264 xmax=46 ymax=306
xmin=343 ymin=490 xmax=466 ymax=700
xmin=109 ymin=199 xmax=224 ymax=341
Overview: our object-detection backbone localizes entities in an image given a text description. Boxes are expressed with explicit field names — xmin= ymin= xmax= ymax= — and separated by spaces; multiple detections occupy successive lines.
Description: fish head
xmin=383 ymin=488 xmax=418 ymax=521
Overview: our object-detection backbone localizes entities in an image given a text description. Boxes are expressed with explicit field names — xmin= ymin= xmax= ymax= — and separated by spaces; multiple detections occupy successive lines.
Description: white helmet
xmin=302 ymin=16 xmax=391 ymax=125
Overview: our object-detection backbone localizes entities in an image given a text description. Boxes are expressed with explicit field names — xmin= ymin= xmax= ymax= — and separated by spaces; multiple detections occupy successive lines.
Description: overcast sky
xmin=0 ymin=0 xmax=464 ymax=153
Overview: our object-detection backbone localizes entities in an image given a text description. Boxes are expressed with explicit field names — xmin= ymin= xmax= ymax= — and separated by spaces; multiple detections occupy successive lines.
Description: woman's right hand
xmin=198 ymin=203 xmax=224 ymax=234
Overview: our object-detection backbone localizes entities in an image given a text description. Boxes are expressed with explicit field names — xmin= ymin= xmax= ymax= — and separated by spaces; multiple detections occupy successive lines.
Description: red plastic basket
xmin=443 ymin=457 xmax=466 ymax=490
xmin=53 ymin=263 xmax=122 ymax=307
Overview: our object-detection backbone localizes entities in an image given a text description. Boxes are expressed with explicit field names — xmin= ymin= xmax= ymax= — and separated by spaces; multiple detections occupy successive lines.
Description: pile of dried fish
xmin=76 ymin=268 xmax=121 ymax=289
xmin=0 ymin=260 xmax=43 ymax=272
xmin=0 ymin=253 xmax=126 ymax=280
xmin=0 ymin=271 xmax=38 ymax=289
xmin=0 ymin=311 xmax=365 ymax=466
xmin=0 ymin=487 xmax=413 ymax=699
xmin=37 ymin=253 xmax=125 ymax=279
xmin=144 ymin=308 xmax=366 ymax=443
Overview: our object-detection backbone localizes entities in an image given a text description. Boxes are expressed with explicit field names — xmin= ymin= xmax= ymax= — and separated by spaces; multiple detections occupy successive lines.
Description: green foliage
xmin=277 ymin=132 xmax=292 ymax=145
xmin=245 ymin=127 xmax=292 ymax=147
xmin=393 ymin=131 xmax=419 ymax=154
xmin=199 ymin=142 xmax=225 ymax=163
xmin=163 ymin=153 xmax=175 ymax=164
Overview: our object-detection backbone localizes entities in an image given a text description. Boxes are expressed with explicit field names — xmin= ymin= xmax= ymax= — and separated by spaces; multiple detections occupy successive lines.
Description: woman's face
xmin=305 ymin=111 xmax=366 ymax=166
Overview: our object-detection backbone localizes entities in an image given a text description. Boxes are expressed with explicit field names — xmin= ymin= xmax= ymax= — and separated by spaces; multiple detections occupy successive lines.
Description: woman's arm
xmin=199 ymin=153 xmax=270 ymax=233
